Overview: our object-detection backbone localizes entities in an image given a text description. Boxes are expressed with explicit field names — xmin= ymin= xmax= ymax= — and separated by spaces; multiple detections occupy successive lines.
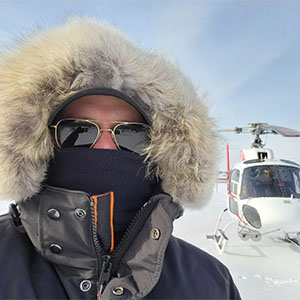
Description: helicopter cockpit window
xmin=240 ymin=165 xmax=300 ymax=199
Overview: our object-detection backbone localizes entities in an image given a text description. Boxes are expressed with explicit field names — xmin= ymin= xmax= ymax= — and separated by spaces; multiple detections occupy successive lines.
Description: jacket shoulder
xmin=170 ymin=236 xmax=229 ymax=271
xmin=148 ymin=236 xmax=241 ymax=299
xmin=0 ymin=213 xmax=15 ymax=233
xmin=0 ymin=213 xmax=68 ymax=299
xmin=0 ymin=213 xmax=10 ymax=222
xmin=0 ymin=213 xmax=28 ymax=249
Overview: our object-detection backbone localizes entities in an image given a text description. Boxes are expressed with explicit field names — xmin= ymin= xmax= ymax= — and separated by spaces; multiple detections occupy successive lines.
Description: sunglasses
xmin=50 ymin=118 xmax=151 ymax=155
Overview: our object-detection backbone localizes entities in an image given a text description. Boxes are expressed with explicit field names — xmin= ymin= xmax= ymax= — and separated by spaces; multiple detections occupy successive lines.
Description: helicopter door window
xmin=293 ymin=171 xmax=300 ymax=194
xmin=229 ymin=169 xmax=239 ymax=215
xmin=230 ymin=169 xmax=240 ymax=197
xmin=229 ymin=197 xmax=239 ymax=215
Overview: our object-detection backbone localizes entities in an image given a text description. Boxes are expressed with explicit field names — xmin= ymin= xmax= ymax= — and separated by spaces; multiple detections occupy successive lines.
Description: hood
xmin=0 ymin=17 xmax=219 ymax=208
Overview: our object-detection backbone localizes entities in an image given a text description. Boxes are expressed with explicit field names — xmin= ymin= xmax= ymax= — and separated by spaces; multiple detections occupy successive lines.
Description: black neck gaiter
xmin=45 ymin=148 xmax=160 ymax=238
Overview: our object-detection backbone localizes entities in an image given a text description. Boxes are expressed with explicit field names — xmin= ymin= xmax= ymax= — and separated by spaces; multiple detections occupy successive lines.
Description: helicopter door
xmin=229 ymin=169 xmax=240 ymax=215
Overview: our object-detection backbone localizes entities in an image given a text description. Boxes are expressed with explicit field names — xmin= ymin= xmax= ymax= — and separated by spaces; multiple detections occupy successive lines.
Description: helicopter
xmin=207 ymin=123 xmax=300 ymax=252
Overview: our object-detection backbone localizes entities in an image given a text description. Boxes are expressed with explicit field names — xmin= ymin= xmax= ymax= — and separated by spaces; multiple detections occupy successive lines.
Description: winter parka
xmin=0 ymin=18 xmax=241 ymax=299
xmin=0 ymin=186 xmax=240 ymax=299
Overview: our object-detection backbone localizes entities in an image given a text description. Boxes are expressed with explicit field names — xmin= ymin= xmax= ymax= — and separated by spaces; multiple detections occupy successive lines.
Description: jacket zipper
xmin=90 ymin=199 xmax=108 ymax=298
xmin=97 ymin=254 xmax=113 ymax=297
xmin=110 ymin=199 xmax=158 ymax=275
xmin=90 ymin=196 xmax=159 ymax=298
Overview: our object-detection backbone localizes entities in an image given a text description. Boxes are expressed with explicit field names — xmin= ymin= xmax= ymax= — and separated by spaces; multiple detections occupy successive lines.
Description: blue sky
xmin=1 ymin=0 xmax=299 ymax=166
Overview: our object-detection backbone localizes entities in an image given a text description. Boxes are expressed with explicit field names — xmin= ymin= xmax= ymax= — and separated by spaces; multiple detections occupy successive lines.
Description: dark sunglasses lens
xmin=57 ymin=120 xmax=98 ymax=148
xmin=114 ymin=124 xmax=150 ymax=154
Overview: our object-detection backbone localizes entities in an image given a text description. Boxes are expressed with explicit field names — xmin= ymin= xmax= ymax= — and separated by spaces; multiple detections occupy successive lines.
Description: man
xmin=0 ymin=17 xmax=240 ymax=299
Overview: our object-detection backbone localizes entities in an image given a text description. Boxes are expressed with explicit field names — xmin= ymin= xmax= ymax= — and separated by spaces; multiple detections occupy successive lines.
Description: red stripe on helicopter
xmin=228 ymin=193 xmax=235 ymax=200
xmin=237 ymin=215 xmax=247 ymax=225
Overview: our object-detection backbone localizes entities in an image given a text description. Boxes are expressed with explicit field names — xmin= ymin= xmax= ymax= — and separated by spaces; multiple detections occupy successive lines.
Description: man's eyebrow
xmin=86 ymin=119 xmax=131 ymax=123
xmin=56 ymin=118 xmax=145 ymax=124
xmin=73 ymin=119 xmax=137 ymax=123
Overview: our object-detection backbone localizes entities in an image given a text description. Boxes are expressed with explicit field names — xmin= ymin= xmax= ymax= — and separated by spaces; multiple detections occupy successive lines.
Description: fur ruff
xmin=0 ymin=17 xmax=219 ymax=208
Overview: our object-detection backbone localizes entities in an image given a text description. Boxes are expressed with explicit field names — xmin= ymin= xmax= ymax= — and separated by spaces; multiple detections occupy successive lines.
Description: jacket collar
xmin=18 ymin=185 xmax=183 ymax=299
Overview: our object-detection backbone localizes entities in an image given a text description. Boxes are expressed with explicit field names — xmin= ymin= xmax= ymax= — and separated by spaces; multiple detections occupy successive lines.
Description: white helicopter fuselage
xmin=227 ymin=152 xmax=300 ymax=234
xmin=242 ymin=196 xmax=300 ymax=232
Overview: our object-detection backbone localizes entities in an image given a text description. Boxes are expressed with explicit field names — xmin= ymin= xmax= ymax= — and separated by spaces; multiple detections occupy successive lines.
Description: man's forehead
xmin=60 ymin=95 xmax=145 ymax=123
xmin=62 ymin=95 xmax=133 ymax=110
xmin=48 ymin=87 xmax=151 ymax=126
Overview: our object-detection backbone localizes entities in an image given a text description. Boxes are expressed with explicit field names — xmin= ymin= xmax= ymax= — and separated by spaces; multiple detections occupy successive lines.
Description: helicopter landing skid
xmin=284 ymin=232 xmax=300 ymax=247
xmin=206 ymin=227 xmax=230 ymax=252
xmin=206 ymin=208 xmax=234 ymax=252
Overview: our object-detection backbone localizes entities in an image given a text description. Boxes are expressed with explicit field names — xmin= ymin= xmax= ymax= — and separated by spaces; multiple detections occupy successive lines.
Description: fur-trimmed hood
xmin=0 ymin=17 xmax=219 ymax=207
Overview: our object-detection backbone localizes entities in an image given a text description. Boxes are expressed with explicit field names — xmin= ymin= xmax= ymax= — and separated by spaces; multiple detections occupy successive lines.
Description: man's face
xmin=57 ymin=95 xmax=144 ymax=149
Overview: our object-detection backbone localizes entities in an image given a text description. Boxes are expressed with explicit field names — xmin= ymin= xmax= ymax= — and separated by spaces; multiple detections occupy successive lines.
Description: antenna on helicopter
xmin=220 ymin=123 xmax=300 ymax=148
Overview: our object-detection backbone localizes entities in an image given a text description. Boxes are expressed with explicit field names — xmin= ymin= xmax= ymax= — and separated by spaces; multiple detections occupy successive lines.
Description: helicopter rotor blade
xmin=218 ymin=127 xmax=247 ymax=134
xmin=219 ymin=123 xmax=300 ymax=137
xmin=218 ymin=129 xmax=236 ymax=132
xmin=267 ymin=125 xmax=300 ymax=137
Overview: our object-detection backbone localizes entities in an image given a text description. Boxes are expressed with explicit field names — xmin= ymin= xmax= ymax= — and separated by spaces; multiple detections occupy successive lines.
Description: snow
xmin=1 ymin=185 xmax=300 ymax=299
xmin=0 ymin=201 xmax=11 ymax=215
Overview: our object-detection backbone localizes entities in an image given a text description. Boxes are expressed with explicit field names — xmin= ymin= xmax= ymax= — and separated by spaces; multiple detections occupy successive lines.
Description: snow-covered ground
xmin=1 ymin=185 xmax=299 ymax=299
xmin=0 ymin=201 xmax=11 ymax=215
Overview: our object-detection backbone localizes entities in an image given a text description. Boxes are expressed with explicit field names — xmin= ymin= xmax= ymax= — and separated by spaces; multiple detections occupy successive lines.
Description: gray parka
xmin=0 ymin=17 xmax=240 ymax=299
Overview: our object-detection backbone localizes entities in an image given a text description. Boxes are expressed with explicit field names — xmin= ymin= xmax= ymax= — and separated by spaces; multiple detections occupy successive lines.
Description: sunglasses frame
xmin=49 ymin=118 xmax=151 ymax=151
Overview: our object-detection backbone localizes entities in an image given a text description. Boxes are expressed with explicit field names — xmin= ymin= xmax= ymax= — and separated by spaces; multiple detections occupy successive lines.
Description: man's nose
xmin=92 ymin=130 xmax=118 ymax=149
